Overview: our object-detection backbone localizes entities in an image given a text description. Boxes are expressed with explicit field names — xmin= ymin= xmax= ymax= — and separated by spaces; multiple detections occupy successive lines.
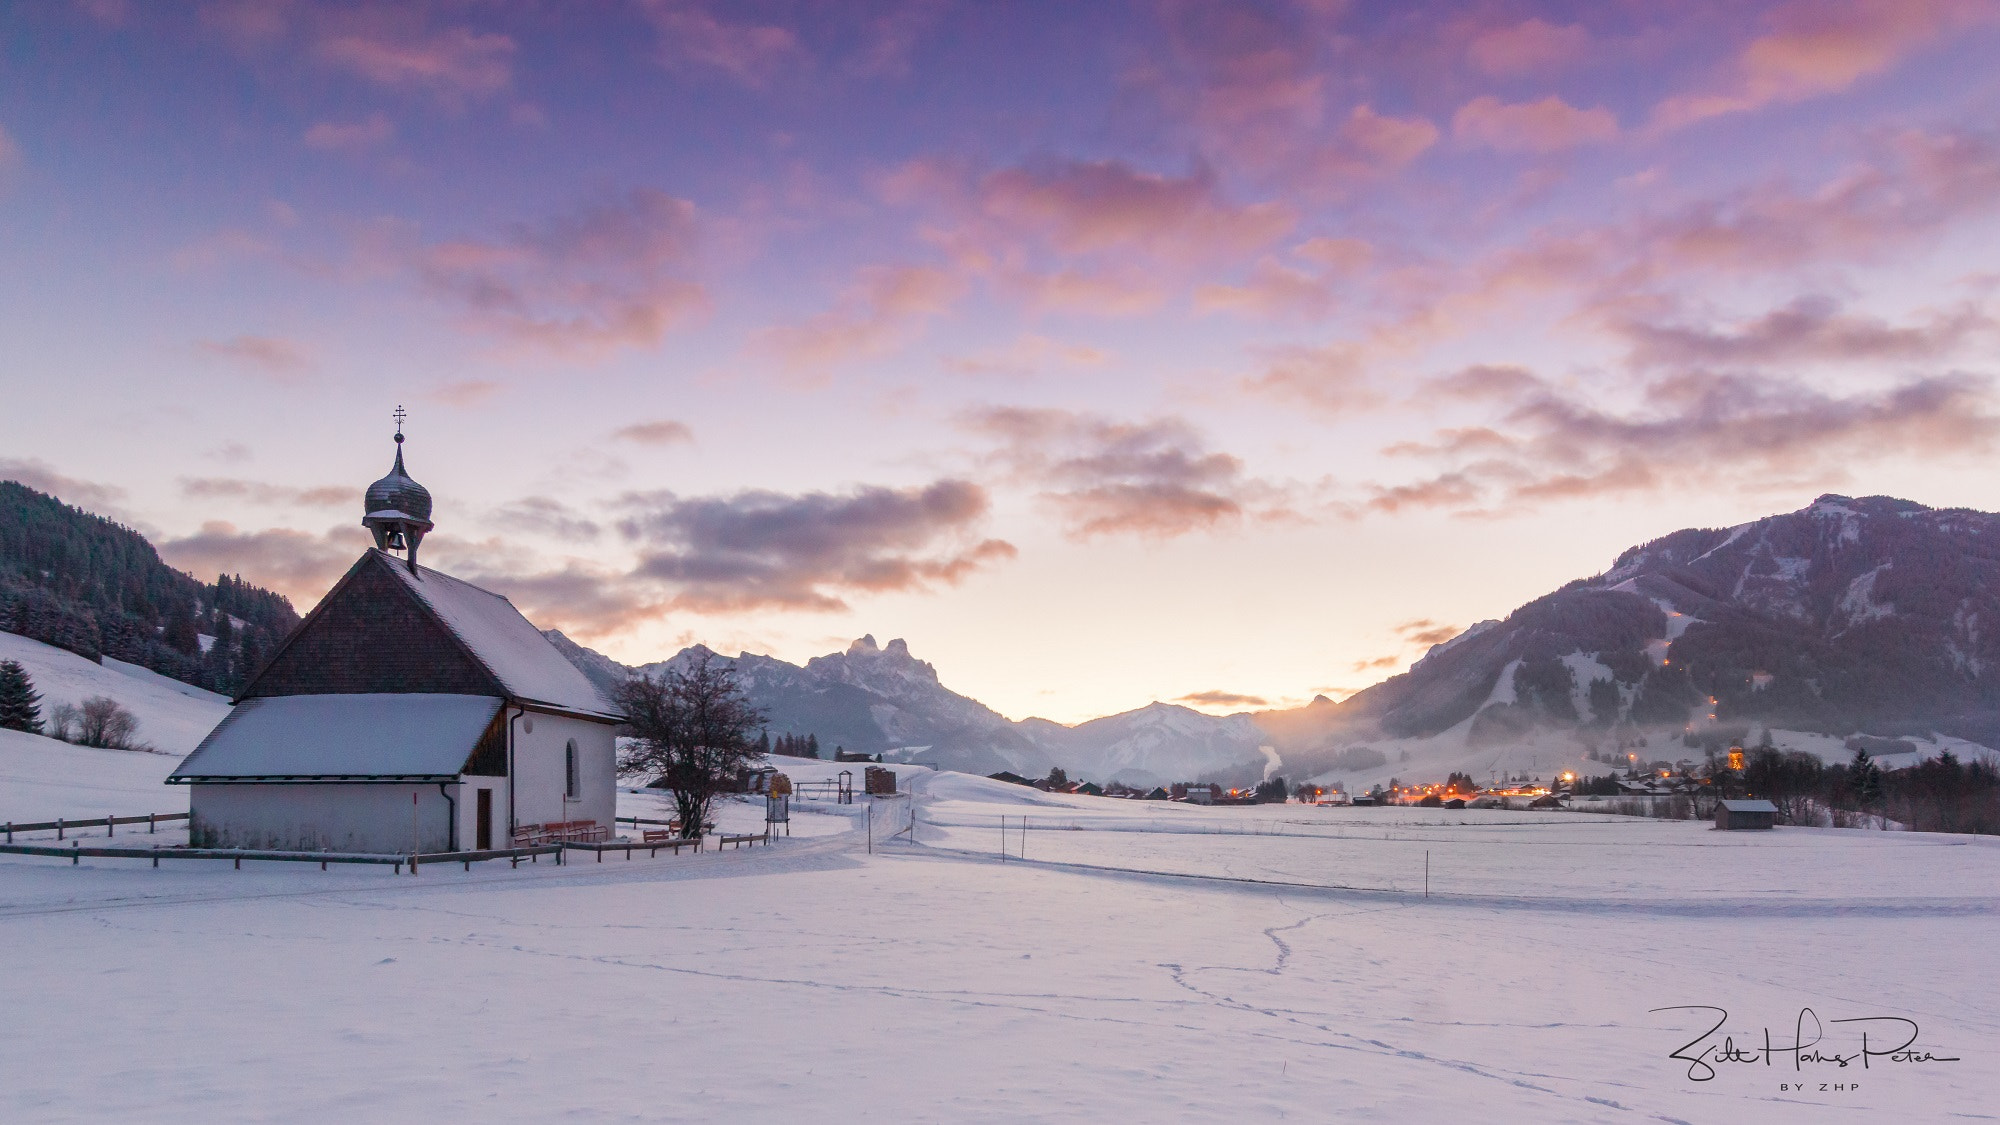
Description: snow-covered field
xmin=1 ymin=752 xmax=1993 ymax=1122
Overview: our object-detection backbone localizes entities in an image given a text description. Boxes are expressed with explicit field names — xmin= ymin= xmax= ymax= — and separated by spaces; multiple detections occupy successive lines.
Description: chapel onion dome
xmin=362 ymin=427 xmax=435 ymax=569
xmin=364 ymin=438 xmax=433 ymax=524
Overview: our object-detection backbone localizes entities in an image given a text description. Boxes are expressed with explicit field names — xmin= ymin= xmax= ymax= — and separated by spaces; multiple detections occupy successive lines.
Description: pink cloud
xmin=1197 ymin=238 xmax=1371 ymax=319
xmin=303 ymin=113 xmax=393 ymax=151
xmin=195 ymin=334 xmax=313 ymax=380
xmin=758 ymin=264 xmax=967 ymax=370
xmin=1395 ymin=619 xmax=1462 ymax=647
xmin=1006 ymin=267 xmax=1168 ymax=318
xmin=1653 ymin=0 xmax=1995 ymax=130
xmin=1152 ymin=0 xmax=1329 ymax=136
xmin=1197 ymin=258 xmax=1334 ymax=318
xmin=846 ymin=155 xmax=1297 ymax=336
xmin=1326 ymin=104 xmax=1440 ymax=171
xmin=620 ymin=480 xmax=1014 ymax=613
xmin=423 ymin=380 xmax=504 ymax=406
xmin=1142 ymin=2 xmax=1438 ymax=187
xmin=396 ymin=188 xmax=711 ymax=354
xmin=1621 ymin=296 xmax=1994 ymax=368
xmin=1250 ymin=342 xmax=1382 ymax=411
xmin=0 ymin=459 xmax=128 ymax=515
xmin=975 ymin=160 xmax=1294 ymax=262
xmin=1176 ymin=689 xmax=1270 ymax=709
xmin=180 ymin=478 xmax=350 ymax=507
xmin=943 ymin=335 xmax=1111 ymax=378
xmin=316 ymin=17 xmax=515 ymax=100
xmin=1377 ymin=366 xmax=1999 ymax=513
xmin=963 ymin=407 xmax=1294 ymax=539
xmin=1466 ymin=19 xmax=1590 ymax=77
xmin=1635 ymin=130 xmax=2000 ymax=273
xmin=613 ymin=419 xmax=696 ymax=445
xmin=847 ymin=0 xmax=947 ymax=78
xmin=1453 ymin=95 xmax=1619 ymax=153
xmin=1251 ymin=128 xmax=2000 ymax=416
xmin=637 ymin=1 xmax=803 ymax=88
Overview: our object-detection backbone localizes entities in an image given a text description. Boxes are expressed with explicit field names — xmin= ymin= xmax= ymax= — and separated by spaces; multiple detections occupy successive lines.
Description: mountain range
xmin=1261 ymin=493 xmax=2000 ymax=781
xmin=554 ymin=494 xmax=2000 ymax=787
xmin=545 ymin=631 xmax=1275 ymax=788
xmin=6 ymin=475 xmax=1993 ymax=789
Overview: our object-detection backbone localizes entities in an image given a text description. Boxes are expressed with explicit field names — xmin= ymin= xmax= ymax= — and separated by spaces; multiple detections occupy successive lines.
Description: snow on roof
xmin=376 ymin=552 xmax=623 ymax=720
xmin=1719 ymin=799 xmax=1778 ymax=813
xmin=170 ymin=694 xmax=502 ymax=781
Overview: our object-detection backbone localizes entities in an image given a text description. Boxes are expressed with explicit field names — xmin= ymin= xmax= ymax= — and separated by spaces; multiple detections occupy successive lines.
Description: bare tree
xmin=75 ymin=696 xmax=140 ymax=749
xmin=616 ymin=651 xmax=764 ymax=839
xmin=48 ymin=702 xmax=81 ymax=743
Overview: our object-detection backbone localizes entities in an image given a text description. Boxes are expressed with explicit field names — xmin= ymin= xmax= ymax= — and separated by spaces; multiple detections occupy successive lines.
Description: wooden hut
xmin=1716 ymin=798 xmax=1778 ymax=830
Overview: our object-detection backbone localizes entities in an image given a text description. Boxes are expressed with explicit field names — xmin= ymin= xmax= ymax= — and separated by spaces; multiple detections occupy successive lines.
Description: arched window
xmin=564 ymin=739 xmax=579 ymax=799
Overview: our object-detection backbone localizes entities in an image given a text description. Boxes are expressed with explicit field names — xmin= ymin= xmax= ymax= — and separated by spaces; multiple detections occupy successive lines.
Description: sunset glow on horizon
xmin=5 ymin=0 xmax=2000 ymax=723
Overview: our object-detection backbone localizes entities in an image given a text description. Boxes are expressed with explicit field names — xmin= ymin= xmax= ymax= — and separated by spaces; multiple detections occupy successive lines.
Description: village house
xmin=168 ymin=425 xmax=625 ymax=853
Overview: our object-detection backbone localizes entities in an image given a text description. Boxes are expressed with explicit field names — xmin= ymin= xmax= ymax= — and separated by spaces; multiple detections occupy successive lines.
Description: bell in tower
xmin=362 ymin=406 xmax=435 ymax=572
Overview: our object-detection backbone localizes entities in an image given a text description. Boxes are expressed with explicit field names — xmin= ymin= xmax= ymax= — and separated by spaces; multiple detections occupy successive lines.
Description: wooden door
xmin=475 ymin=788 xmax=493 ymax=850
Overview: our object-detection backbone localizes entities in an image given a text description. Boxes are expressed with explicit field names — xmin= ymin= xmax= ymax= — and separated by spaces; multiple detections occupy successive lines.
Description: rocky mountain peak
xmin=809 ymin=634 xmax=941 ymax=687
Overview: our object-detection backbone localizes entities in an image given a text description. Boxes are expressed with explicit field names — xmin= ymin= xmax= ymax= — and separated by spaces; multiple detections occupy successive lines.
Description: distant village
xmin=765 ymin=731 xmax=1795 ymax=823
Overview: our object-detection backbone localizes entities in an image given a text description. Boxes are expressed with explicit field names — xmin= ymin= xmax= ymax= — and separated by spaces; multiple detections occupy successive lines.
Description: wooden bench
xmin=568 ymin=837 xmax=701 ymax=861
xmin=512 ymin=820 xmax=610 ymax=846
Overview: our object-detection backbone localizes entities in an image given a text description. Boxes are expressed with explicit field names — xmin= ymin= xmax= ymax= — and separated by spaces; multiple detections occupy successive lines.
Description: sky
xmin=3 ymin=0 xmax=2000 ymax=724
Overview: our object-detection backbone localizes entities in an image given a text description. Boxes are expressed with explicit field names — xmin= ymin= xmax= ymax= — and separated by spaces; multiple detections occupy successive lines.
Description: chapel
xmin=170 ymin=422 xmax=624 ymax=853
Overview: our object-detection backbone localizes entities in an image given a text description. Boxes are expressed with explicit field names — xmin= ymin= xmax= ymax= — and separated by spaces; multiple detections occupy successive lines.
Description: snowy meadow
xmin=0 ymin=750 xmax=1993 ymax=1123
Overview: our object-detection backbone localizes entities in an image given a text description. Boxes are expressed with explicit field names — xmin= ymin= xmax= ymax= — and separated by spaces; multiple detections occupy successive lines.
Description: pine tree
xmin=1850 ymin=747 xmax=1883 ymax=823
xmin=0 ymin=660 xmax=43 ymax=734
xmin=806 ymin=733 xmax=819 ymax=758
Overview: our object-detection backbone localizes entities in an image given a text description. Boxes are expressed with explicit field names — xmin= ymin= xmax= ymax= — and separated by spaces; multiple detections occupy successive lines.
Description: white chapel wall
xmin=509 ymin=711 xmax=616 ymax=835
xmin=190 ymin=782 xmax=453 ymax=853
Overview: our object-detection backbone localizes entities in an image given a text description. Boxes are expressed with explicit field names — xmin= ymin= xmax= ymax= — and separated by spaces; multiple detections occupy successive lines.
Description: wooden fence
xmin=4 ymin=812 xmax=190 ymax=842
xmin=0 ymin=832 xmax=755 ymax=874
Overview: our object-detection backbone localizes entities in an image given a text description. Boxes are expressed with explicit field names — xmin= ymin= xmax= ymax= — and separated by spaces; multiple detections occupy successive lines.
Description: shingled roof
xmin=240 ymin=549 xmax=624 ymax=721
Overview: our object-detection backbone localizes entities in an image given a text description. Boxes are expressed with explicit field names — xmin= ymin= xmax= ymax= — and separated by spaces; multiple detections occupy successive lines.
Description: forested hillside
xmin=0 ymin=481 xmax=298 ymax=695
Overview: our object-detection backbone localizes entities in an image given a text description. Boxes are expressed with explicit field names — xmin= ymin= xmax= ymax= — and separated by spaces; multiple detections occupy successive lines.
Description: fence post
xmin=149 ymin=813 xmax=156 ymax=834
xmin=107 ymin=815 xmax=114 ymax=838
xmin=57 ymin=817 xmax=64 ymax=841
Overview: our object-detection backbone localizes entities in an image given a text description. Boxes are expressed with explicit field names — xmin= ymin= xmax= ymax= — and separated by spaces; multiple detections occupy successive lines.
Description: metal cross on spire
xmin=393 ymin=404 xmax=407 ymax=436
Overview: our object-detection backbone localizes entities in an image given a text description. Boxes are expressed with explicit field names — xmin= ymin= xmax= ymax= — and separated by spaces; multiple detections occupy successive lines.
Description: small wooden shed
xmin=1716 ymin=798 xmax=1778 ymax=830
xmin=864 ymin=765 xmax=897 ymax=796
